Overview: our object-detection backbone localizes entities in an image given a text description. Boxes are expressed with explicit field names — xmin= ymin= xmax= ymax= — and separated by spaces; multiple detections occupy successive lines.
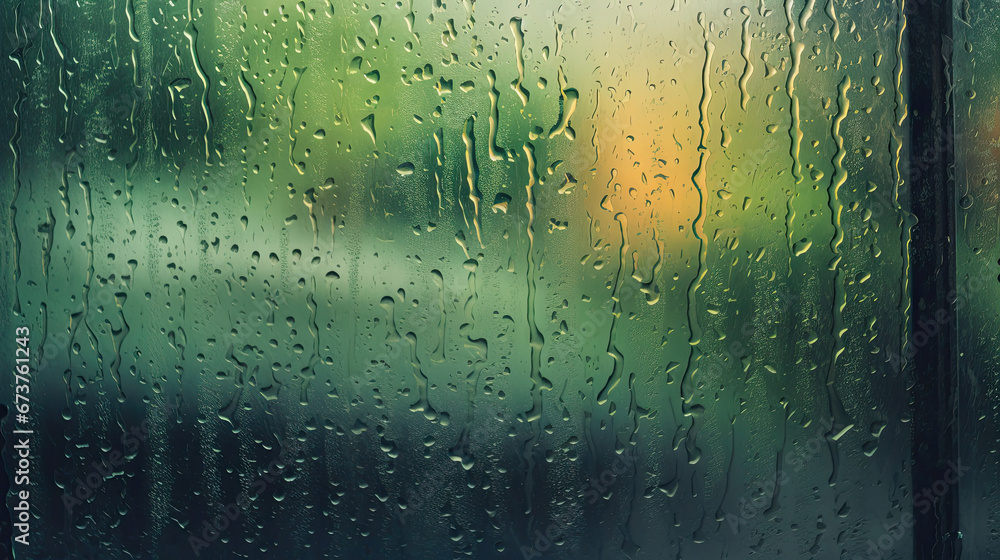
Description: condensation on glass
xmin=0 ymin=1 xmax=920 ymax=558
xmin=954 ymin=1 xmax=1000 ymax=557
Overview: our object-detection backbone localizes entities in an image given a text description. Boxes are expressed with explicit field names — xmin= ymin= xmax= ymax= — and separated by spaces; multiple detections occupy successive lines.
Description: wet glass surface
xmin=0 ymin=1 xmax=991 ymax=559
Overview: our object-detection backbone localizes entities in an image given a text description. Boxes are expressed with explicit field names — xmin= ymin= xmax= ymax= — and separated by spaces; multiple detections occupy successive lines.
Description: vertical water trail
xmin=288 ymin=66 xmax=307 ymax=174
xmin=107 ymin=291 xmax=130 ymax=404
xmin=77 ymin=161 xmax=105 ymax=389
xmin=452 ymin=258 xmax=486 ymax=471
xmin=679 ymin=13 xmax=714 ymax=471
xmin=406 ymin=332 xmax=435 ymax=418
xmin=125 ymin=0 xmax=140 ymax=42
xmin=303 ymin=278 xmax=320 ymax=404
xmin=238 ymin=70 xmax=256 ymax=132
xmin=487 ymin=70 xmax=505 ymax=161
xmin=41 ymin=208 xmax=54 ymax=292
xmin=892 ymin=0 xmax=915 ymax=377
xmin=785 ymin=1 xmax=804 ymax=184
xmin=683 ymin=13 xmax=713 ymax=392
xmin=521 ymin=141 xmax=551 ymax=515
xmin=547 ymin=67 xmax=578 ymax=139
xmin=434 ymin=128 xmax=444 ymax=217
xmin=784 ymin=0 xmax=804 ymax=274
xmin=589 ymin=95 xmax=601 ymax=166
xmin=462 ymin=116 xmax=484 ymax=247
xmin=237 ymin=2 xmax=255 ymax=208
xmin=47 ymin=0 xmax=70 ymax=143
xmin=431 ymin=269 xmax=447 ymax=362
xmin=110 ymin=0 xmax=120 ymax=68
xmin=764 ymin=406 xmax=790 ymax=516
xmin=826 ymin=0 xmax=840 ymax=42
xmin=523 ymin=142 xmax=551 ymax=418
xmin=636 ymin=229 xmax=662 ymax=305
xmin=891 ymin=128 xmax=917 ymax=381
xmin=8 ymin=10 xmax=25 ymax=316
xmin=380 ymin=295 xmax=402 ymax=346
xmin=303 ymin=189 xmax=319 ymax=247
xmin=123 ymin=94 xmax=139 ymax=227
xmin=798 ymin=0 xmax=817 ymax=31
xmin=123 ymin=0 xmax=141 ymax=228
xmin=509 ymin=18 xmax=529 ymax=106
xmin=829 ymin=76 xmax=850 ymax=260
xmin=221 ymin=344 xmax=248 ymax=428
xmin=825 ymin=76 xmax=855 ymax=456
xmin=457 ymin=131 xmax=470 ymax=231
xmin=894 ymin=0 xmax=908 ymax=127
xmin=184 ymin=0 xmax=213 ymax=165
xmin=602 ymin=214 xmax=642 ymax=558
xmin=825 ymin=269 xmax=849 ymax=486
xmin=738 ymin=7 xmax=754 ymax=111
xmin=597 ymin=213 xmax=628 ymax=405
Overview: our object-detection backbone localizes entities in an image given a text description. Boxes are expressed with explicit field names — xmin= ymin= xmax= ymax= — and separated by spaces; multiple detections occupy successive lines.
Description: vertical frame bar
xmin=907 ymin=0 xmax=960 ymax=558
